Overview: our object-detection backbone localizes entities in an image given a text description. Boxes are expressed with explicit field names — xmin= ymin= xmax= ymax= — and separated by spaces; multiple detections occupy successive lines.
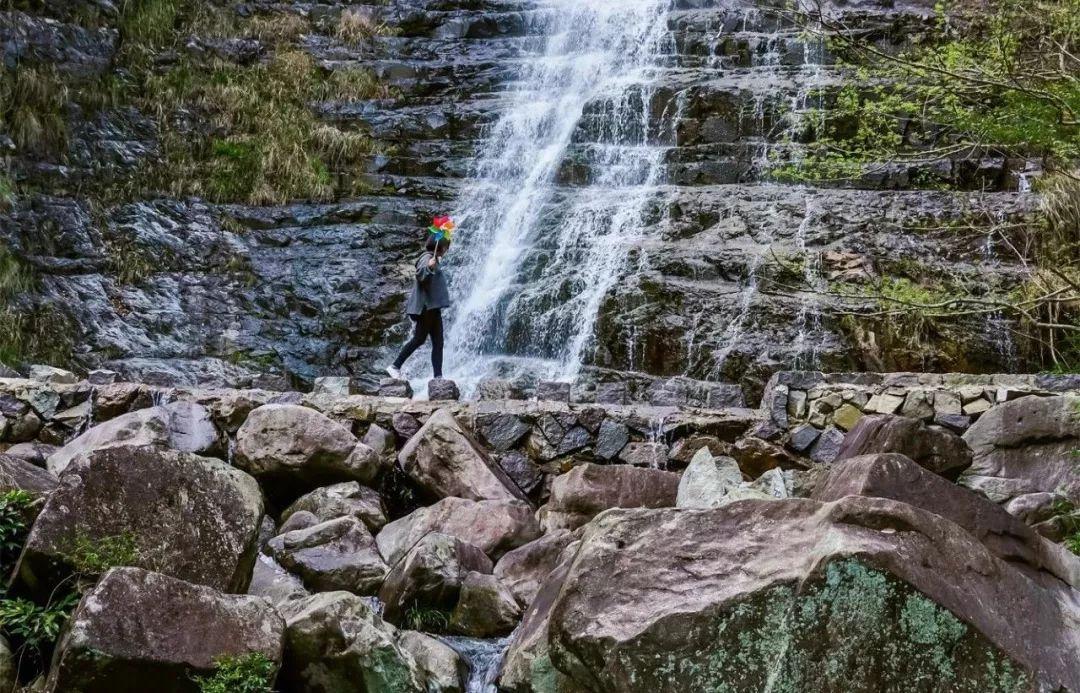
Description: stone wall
xmin=760 ymin=371 xmax=1080 ymax=463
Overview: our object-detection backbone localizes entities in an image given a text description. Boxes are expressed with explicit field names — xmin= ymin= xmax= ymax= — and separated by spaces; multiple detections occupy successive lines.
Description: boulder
xmin=428 ymin=378 xmax=461 ymax=401
xmin=813 ymin=453 xmax=1079 ymax=591
xmin=46 ymin=401 xmax=218 ymax=475
xmin=731 ymin=434 xmax=805 ymax=478
xmin=20 ymin=446 xmax=263 ymax=597
xmin=49 ymin=567 xmax=284 ymax=693
xmin=541 ymin=464 xmax=679 ymax=531
xmin=27 ymin=365 xmax=78 ymax=384
xmin=667 ymin=434 xmax=726 ymax=467
xmin=267 ymin=516 xmax=388 ymax=595
xmin=377 ymin=497 xmax=540 ymax=566
xmin=617 ymin=442 xmax=667 ymax=468
xmin=247 ymin=554 xmax=310 ymax=609
xmin=396 ymin=631 xmax=464 ymax=693
xmin=837 ymin=414 xmax=973 ymax=480
xmin=961 ymin=395 xmax=1080 ymax=504
xmin=281 ymin=482 xmax=387 ymax=533
xmin=378 ymin=532 xmax=493 ymax=624
xmin=279 ymin=592 xmax=426 ymax=692
xmin=87 ymin=369 xmax=120 ymax=385
xmin=506 ymin=497 xmax=1080 ymax=692
xmin=235 ymin=404 xmax=381 ymax=499
xmin=278 ymin=510 xmax=318 ymax=535
xmin=0 ymin=453 xmax=58 ymax=500
xmin=494 ymin=530 xmax=577 ymax=608
xmin=398 ymin=409 xmax=525 ymax=502
xmin=362 ymin=423 xmax=395 ymax=458
xmin=450 ymin=572 xmax=522 ymax=637
xmin=676 ymin=448 xmax=744 ymax=509
xmin=2 ymin=441 xmax=57 ymax=467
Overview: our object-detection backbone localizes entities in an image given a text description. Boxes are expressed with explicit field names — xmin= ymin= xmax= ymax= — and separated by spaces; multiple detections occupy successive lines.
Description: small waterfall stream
xmin=428 ymin=0 xmax=675 ymax=392
xmin=440 ymin=636 xmax=511 ymax=693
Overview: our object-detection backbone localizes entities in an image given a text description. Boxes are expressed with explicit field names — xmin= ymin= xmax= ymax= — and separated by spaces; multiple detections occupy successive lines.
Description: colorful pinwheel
xmin=428 ymin=215 xmax=456 ymax=243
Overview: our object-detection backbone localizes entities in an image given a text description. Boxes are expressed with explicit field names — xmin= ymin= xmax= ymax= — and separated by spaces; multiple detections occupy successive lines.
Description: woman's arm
xmin=416 ymin=253 xmax=436 ymax=281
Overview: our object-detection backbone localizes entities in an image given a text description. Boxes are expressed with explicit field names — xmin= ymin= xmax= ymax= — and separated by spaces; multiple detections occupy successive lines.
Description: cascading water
xmin=440 ymin=636 xmax=511 ymax=693
xmin=419 ymin=0 xmax=675 ymax=393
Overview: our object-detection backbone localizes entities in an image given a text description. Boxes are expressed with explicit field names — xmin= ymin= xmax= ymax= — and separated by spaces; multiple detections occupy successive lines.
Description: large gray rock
xmin=281 ymin=482 xmax=388 ymax=533
xmin=502 ymin=495 xmax=1080 ymax=692
xmin=837 ymin=414 xmax=973 ymax=479
xmin=48 ymin=567 xmax=284 ymax=693
xmin=278 ymin=591 xmax=426 ymax=693
xmin=961 ymin=395 xmax=1080 ymax=504
xmin=247 ymin=554 xmax=310 ymax=609
xmin=396 ymin=631 xmax=464 ymax=693
xmin=814 ymin=453 xmax=1080 ymax=591
xmin=494 ymin=530 xmax=577 ymax=608
xmin=20 ymin=446 xmax=263 ymax=598
xmin=0 ymin=453 xmax=58 ymax=500
xmin=398 ymin=409 xmax=526 ymax=502
xmin=267 ymin=516 xmax=388 ymax=595
xmin=46 ymin=401 xmax=218 ymax=475
xmin=235 ymin=403 xmax=381 ymax=499
xmin=675 ymin=448 xmax=744 ymax=509
xmin=540 ymin=464 xmax=679 ymax=531
xmin=378 ymin=532 xmax=493 ymax=624
xmin=2 ymin=441 xmax=58 ymax=467
xmin=450 ymin=572 xmax=522 ymax=637
xmin=377 ymin=497 xmax=541 ymax=566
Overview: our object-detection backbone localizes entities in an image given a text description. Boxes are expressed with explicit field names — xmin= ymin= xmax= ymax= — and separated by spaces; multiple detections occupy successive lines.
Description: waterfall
xmin=428 ymin=0 xmax=675 ymax=393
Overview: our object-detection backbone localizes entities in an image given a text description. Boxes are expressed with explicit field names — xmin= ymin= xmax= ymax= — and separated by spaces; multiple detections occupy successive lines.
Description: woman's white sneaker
xmin=385 ymin=365 xmax=402 ymax=379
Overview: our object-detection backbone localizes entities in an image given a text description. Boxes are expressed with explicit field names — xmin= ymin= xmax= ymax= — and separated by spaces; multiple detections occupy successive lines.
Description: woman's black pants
xmin=393 ymin=309 xmax=443 ymax=377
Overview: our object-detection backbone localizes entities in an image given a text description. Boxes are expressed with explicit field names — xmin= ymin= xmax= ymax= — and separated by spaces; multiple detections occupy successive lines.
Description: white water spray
xmin=424 ymin=0 xmax=675 ymax=393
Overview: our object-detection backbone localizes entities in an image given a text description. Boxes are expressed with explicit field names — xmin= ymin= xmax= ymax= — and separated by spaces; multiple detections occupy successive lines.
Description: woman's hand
xmin=428 ymin=257 xmax=438 ymax=269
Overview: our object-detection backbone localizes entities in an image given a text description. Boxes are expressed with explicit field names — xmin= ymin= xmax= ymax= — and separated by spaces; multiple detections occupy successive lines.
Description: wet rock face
xmin=837 ymin=414 xmax=973 ymax=480
xmin=49 ymin=567 xmax=285 ymax=693
xmin=1 ymin=0 xmax=1039 ymax=392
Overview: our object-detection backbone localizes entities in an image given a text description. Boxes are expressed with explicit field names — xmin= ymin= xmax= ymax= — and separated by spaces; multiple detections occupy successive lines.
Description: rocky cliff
xmin=0 ymin=0 xmax=1049 ymax=396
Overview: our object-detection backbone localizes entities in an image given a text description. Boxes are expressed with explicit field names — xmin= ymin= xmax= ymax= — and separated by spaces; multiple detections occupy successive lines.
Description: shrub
xmin=0 ymin=490 xmax=33 ymax=578
xmin=0 ymin=64 xmax=68 ymax=156
xmin=66 ymin=533 xmax=140 ymax=577
xmin=404 ymin=604 xmax=450 ymax=633
xmin=336 ymin=8 xmax=385 ymax=45
xmin=194 ymin=653 xmax=276 ymax=693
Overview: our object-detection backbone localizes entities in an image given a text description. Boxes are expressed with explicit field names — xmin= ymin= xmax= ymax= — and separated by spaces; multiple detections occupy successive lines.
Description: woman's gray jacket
xmin=404 ymin=252 xmax=450 ymax=316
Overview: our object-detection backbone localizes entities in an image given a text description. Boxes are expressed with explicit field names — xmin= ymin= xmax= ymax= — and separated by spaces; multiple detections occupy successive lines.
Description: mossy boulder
xmin=502 ymin=492 xmax=1080 ymax=692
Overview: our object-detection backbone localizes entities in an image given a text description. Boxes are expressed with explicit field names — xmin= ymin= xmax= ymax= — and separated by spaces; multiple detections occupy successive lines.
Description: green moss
xmin=604 ymin=559 xmax=1030 ymax=692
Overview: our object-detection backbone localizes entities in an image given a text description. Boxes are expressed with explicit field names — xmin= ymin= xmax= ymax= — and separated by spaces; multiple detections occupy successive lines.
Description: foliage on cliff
xmin=776 ymin=0 xmax=1080 ymax=372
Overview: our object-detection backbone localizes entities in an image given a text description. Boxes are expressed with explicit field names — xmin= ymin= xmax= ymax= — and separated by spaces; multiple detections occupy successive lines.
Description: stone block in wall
xmin=477 ymin=379 xmax=518 ymax=401
xmin=899 ymin=391 xmax=934 ymax=420
xmin=823 ymin=372 xmax=883 ymax=386
xmin=537 ymin=381 xmax=570 ymax=402
xmin=704 ymin=383 xmax=745 ymax=408
xmin=809 ymin=426 xmax=844 ymax=463
xmin=832 ymin=404 xmax=863 ymax=432
xmin=313 ymin=377 xmax=354 ymax=397
xmin=788 ymin=424 xmax=820 ymax=452
xmin=882 ymin=372 xmax=922 ymax=387
xmin=933 ymin=391 xmax=961 ymax=416
xmin=956 ymin=385 xmax=987 ymax=403
xmin=934 ymin=413 xmax=971 ymax=432
xmin=769 ymin=385 xmax=790 ymax=428
xmin=962 ymin=397 xmax=993 ymax=416
xmin=595 ymin=382 xmax=627 ymax=405
xmin=865 ymin=393 xmax=904 ymax=415
xmin=1035 ymin=374 xmax=1080 ymax=391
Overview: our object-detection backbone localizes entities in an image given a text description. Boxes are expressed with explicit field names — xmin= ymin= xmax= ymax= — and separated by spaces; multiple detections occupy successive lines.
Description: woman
xmin=386 ymin=217 xmax=454 ymax=379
